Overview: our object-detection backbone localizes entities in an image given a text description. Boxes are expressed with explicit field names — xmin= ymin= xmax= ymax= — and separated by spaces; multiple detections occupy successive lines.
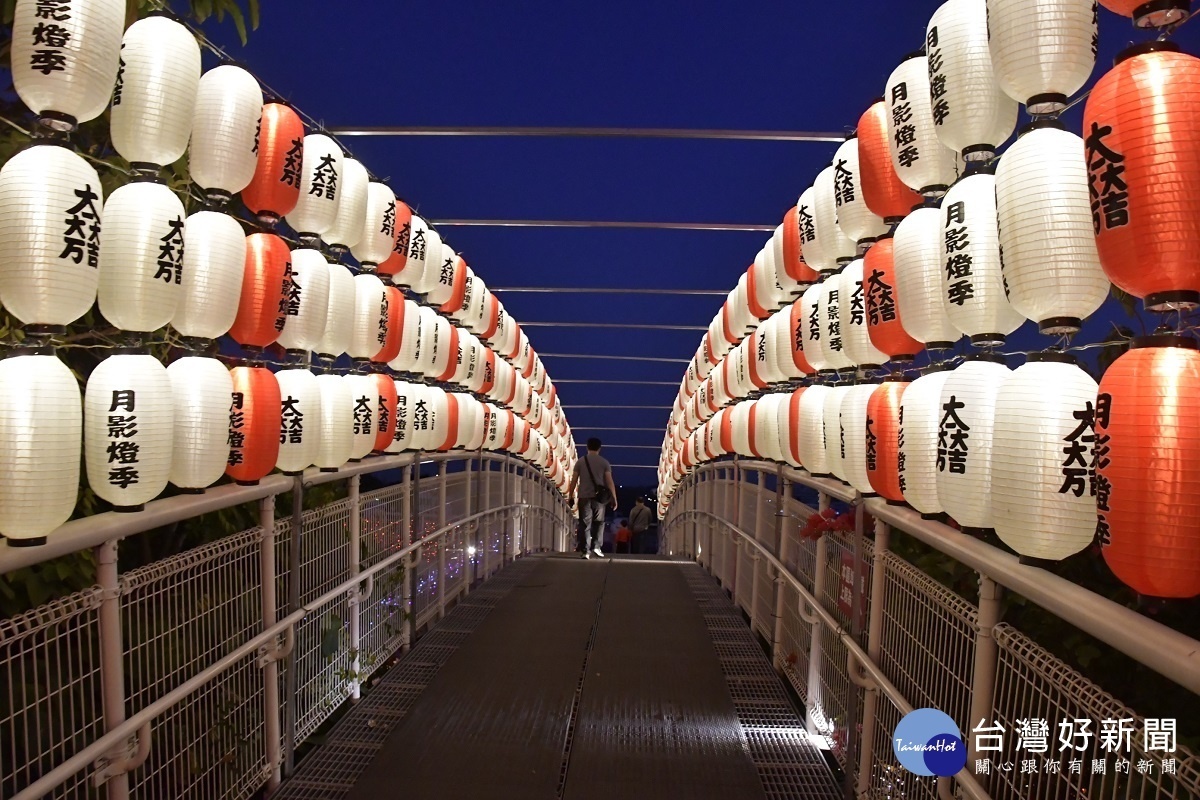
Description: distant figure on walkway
xmin=567 ymin=437 xmax=618 ymax=559
xmin=614 ymin=519 xmax=632 ymax=553
xmin=629 ymin=496 xmax=653 ymax=554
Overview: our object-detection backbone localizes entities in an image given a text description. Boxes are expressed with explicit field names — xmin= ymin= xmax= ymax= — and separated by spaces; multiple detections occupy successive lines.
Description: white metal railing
xmin=662 ymin=458 xmax=1200 ymax=800
xmin=0 ymin=451 xmax=571 ymax=800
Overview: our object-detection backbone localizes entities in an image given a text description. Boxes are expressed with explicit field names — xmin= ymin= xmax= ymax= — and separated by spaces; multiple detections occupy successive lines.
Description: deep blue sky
xmin=209 ymin=1 xmax=1200 ymax=483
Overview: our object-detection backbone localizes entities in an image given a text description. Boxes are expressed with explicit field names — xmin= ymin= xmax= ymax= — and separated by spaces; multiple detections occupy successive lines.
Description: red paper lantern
xmin=479 ymin=348 xmax=497 ymax=395
xmin=375 ymin=201 xmax=413 ymax=283
xmin=787 ymin=298 xmax=816 ymax=376
xmin=745 ymin=402 xmax=762 ymax=458
xmin=371 ymin=286 xmax=404 ymax=365
xmin=241 ymin=103 xmax=303 ymax=225
xmin=481 ymin=292 xmax=501 ymax=340
xmin=372 ymin=372 xmax=398 ymax=453
xmin=1097 ymin=335 xmax=1200 ymax=599
xmin=1099 ymin=0 xmax=1191 ymax=28
xmin=746 ymin=262 xmax=770 ymax=319
xmin=787 ymin=387 xmax=805 ymax=466
xmin=1084 ymin=43 xmax=1200 ymax=311
xmin=858 ymin=100 xmax=923 ymax=222
xmin=229 ymin=233 xmax=290 ymax=349
xmin=782 ymin=206 xmax=820 ymax=285
xmin=864 ymin=235 xmax=924 ymax=361
xmin=866 ymin=379 xmax=908 ymax=503
xmin=226 ymin=366 xmax=280 ymax=485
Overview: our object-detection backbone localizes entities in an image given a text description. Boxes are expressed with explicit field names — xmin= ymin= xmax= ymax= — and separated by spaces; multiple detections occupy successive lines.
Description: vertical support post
xmin=805 ymin=490 xmax=830 ymax=738
xmin=727 ymin=459 xmax=740 ymax=596
xmin=968 ymin=574 xmax=1003 ymax=783
xmin=96 ymin=539 xmax=130 ymax=800
xmin=751 ymin=471 xmax=766 ymax=629
xmin=464 ymin=454 xmax=475 ymax=592
xmin=401 ymin=463 xmax=414 ymax=652
xmin=510 ymin=462 xmax=522 ymax=559
xmin=856 ymin=518 xmax=891 ymax=795
xmin=501 ymin=458 xmax=511 ymax=565
xmin=771 ymin=472 xmax=789 ymax=671
xmin=437 ymin=461 xmax=447 ymax=619
xmin=842 ymin=495 xmax=866 ymax=799
xmin=282 ymin=475 xmax=304 ymax=775
xmin=257 ymin=496 xmax=282 ymax=792
xmin=483 ymin=457 xmax=493 ymax=578
xmin=347 ymin=475 xmax=362 ymax=701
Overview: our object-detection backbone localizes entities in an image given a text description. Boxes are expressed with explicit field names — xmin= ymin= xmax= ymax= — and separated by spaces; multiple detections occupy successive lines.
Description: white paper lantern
xmin=841 ymin=383 xmax=879 ymax=495
xmin=705 ymin=410 xmax=728 ymax=459
xmin=348 ymin=272 xmax=387 ymax=361
xmin=423 ymin=312 xmax=455 ymax=382
xmin=411 ymin=229 xmax=447 ymax=297
xmin=84 ymin=353 xmax=173 ymax=510
xmin=350 ymin=181 xmax=397 ymax=269
xmin=885 ymin=54 xmax=960 ymax=195
xmin=315 ymin=263 xmax=355 ymax=360
xmin=388 ymin=297 xmax=424 ymax=374
xmin=796 ymin=385 xmax=830 ymax=475
xmin=413 ymin=384 xmax=450 ymax=451
xmin=987 ymin=0 xmax=1096 ymax=114
xmin=189 ymin=65 xmax=262 ymax=202
xmin=480 ymin=403 xmax=509 ymax=452
xmin=391 ymin=214 xmax=429 ymax=289
xmin=813 ymin=164 xmax=859 ymax=271
xmin=110 ymin=16 xmax=201 ymax=169
xmin=927 ymin=0 xmax=1018 ymax=159
xmin=424 ymin=244 xmax=460 ymax=308
xmin=0 ymin=352 xmax=81 ymax=544
xmin=275 ymin=368 xmax=319 ymax=474
xmin=462 ymin=274 xmax=491 ymax=334
xmin=754 ymin=392 xmax=788 ymax=462
xmin=778 ymin=389 xmax=803 ymax=468
xmin=772 ymin=223 xmax=805 ymax=301
xmin=455 ymin=393 xmax=487 ymax=451
xmin=750 ymin=249 xmax=782 ymax=319
xmin=995 ymin=122 xmax=1107 ymax=334
xmin=799 ymin=283 xmax=830 ymax=372
xmin=285 ymin=134 xmax=342 ymax=240
xmin=326 ymin=157 xmax=368 ymax=254
xmin=940 ymin=170 xmax=1025 ymax=345
xmin=840 ymin=259 xmax=889 ymax=368
xmin=344 ymin=374 xmax=379 ymax=461
xmin=387 ymin=380 xmax=422 ymax=453
xmin=820 ymin=273 xmax=855 ymax=371
xmin=833 ymin=137 xmax=890 ymax=245
xmin=992 ymin=354 xmax=1099 ymax=561
xmin=891 ymin=206 xmax=961 ymax=348
xmin=891 ymin=368 xmax=946 ymax=516
xmin=12 ymin=0 xmax=124 ymax=128
xmin=173 ymin=210 xmax=245 ymax=341
xmin=728 ymin=400 xmax=754 ymax=458
xmin=313 ymin=373 xmax=353 ymax=471
xmin=97 ymin=178 xmax=187 ymax=333
xmin=757 ymin=311 xmax=788 ymax=385
xmin=275 ymin=247 xmax=330 ymax=354
xmin=823 ymin=384 xmax=852 ymax=482
xmin=0 ymin=143 xmax=103 ymax=328
xmin=167 ymin=356 xmax=231 ymax=491
xmin=935 ymin=356 xmax=1012 ymax=531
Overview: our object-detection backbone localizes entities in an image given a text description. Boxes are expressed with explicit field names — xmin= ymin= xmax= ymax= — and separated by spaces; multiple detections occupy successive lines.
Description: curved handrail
xmin=11 ymin=500 xmax=559 ymax=800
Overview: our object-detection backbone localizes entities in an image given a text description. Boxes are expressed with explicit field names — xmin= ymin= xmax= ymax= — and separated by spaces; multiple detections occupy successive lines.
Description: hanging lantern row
xmin=662 ymin=0 xmax=1200 ymax=600
xmin=0 ymin=0 xmax=578 ymax=544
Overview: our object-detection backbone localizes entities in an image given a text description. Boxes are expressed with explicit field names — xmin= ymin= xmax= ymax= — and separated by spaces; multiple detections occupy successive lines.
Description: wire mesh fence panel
xmin=753 ymin=559 xmax=776 ymax=641
xmin=357 ymin=484 xmax=409 ymax=672
xmin=782 ymin=494 xmax=818 ymax=593
xmin=820 ymin=530 xmax=873 ymax=645
xmin=813 ymin=617 xmax=861 ymax=769
xmin=877 ymin=551 xmax=977 ymax=733
xmin=0 ymin=588 xmax=104 ymax=800
xmin=736 ymin=541 xmax=755 ymax=613
xmin=777 ymin=582 xmax=814 ymax=704
xmin=292 ymin=499 xmax=353 ymax=743
xmin=868 ymin=695 xmax=939 ymax=800
xmin=986 ymin=623 xmax=1200 ymax=800
xmin=120 ymin=527 xmax=268 ymax=800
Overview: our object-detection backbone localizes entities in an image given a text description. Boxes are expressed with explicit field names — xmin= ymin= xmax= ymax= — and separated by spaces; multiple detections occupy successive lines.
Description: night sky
xmin=208 ymin=1 xmax=1200 ymax=489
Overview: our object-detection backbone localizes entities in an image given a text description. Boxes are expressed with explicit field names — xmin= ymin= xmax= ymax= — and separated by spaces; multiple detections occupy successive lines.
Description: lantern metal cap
xmin=1026 ymin=351 xmax=1077 ymax=365
xmin=969 ymin=333 xmax=1006 ymax=347
xmin=1145 ymin=289 xmax=1199 ymax=312
xmin=965 ymin=352 xmax=1006 ymax=365
xmin=1019 ymin=118 xmax=1066 ymax=137
xmin=1025 ymin=93 xmax=1069 ymax=116
xmin=1115 ymin=40 xmax=1181 ymax=65
xmin=1131 ymin=0 xmax=1191 ymax=29
xmin=4 ymin=535 xmax=48 ymax=547
xmin=4 ymin=343 xmax=55 ymax=358
xmin=1131 ymin=333 xmax=1198 ymax=350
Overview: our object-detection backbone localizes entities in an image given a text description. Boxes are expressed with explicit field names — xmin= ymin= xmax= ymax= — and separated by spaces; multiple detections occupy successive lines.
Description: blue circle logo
xmin=893 ymin=708 xmax=967 ymax=777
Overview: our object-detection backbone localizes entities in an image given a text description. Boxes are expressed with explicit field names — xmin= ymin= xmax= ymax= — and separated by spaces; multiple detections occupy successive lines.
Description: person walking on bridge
xmin=628 ymin=496 xmax=653 ymax=554
xmin=568 ymin=437 xmax=618 ymax=559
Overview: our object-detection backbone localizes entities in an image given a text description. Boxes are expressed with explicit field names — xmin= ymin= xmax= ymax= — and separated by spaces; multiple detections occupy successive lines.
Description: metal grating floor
xmin=277 ymin=556 xmax=841 ymax=800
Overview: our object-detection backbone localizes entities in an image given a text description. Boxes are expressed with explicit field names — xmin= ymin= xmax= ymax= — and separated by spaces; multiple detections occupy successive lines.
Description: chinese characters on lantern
xmin=61 ymin=184 xmax=102 ymax=268
xmin=308 ymin=154 xmax=338 ymax=200
xmin=944 ymin=201 xmax=975 ymax=307
xmin=1094 ymin=392 xmax=1113 ymax=547
xmin=227 ymin=392 xmax=245 ymax=467
xmin=866 ymin=269 xmax=897 ymax=324
xmin=890 ymin=82 xmax=919 ymax=169
xmin=827 ymin=289 xmax=843 ymax=353
xmin=1084 ymin=122 xmax=1129 ymax=234
xmin=352 ymin=395 xmax=372 ymax=436
xmin=281 ymin=137 xmax=303 ymax=187
xmin=280 ymin=394 xmax=304 ymax=444
xmin=106 ymin=389 xmax=140 ymax=489
xmin=937 ymin=395 xmax=969 ymax=474
xmin=1058 ymin=402 xmax=1096 ymax=497
xmin=927 ymin=26 xmax=949 ymax=126
xmin=155 ymin=216 xmax=186 ymax=285
xmin=29 ymin=2 xmax=73 ymax=76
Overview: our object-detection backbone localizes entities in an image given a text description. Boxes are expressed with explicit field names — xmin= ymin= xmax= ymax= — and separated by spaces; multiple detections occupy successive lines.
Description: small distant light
xmin=467 ymin=546 xmax=477 ymax=555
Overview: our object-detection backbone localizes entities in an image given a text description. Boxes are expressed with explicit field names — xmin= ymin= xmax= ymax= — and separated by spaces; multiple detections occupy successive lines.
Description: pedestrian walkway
xmin=278 ymin=554 xmax=842 ymax=800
